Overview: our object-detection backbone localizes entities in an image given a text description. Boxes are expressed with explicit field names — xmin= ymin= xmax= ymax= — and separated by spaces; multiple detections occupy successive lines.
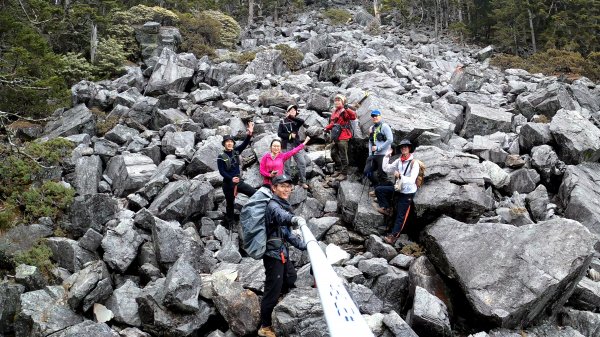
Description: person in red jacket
xmin=323 ymin=94 xmax=357 ymax=181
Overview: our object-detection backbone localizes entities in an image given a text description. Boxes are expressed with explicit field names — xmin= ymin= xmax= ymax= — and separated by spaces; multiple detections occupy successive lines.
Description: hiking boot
xmin=369 ymin=191 xmax=376 ymax=198
xmin=330 ymin=171 xmax=341 ymax=178
xmin=383 ymin=234 xmax=398 ymax=245
xmin=335 ymin=174 xmax=347 ymax=181
xmin=258 ymin=326 xmax=277 ymax=337
xmin=300 ymin=183 xmax=309 ymax=189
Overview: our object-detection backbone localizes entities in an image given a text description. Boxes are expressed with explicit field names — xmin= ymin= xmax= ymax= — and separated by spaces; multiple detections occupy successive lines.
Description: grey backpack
xmin=240 ymin=186 xmax=273 ymax=259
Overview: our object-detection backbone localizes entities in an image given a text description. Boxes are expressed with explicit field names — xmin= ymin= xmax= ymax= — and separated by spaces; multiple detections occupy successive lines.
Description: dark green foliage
xmin=275 ymin=44 xmax=304 ymax=71
xmin=323 ymin=8 xmax=352 ymax=25
xmin=0 ymin=138 xmax=74 ymax=230
xmin=13 ymin=242 xmax=55 ymax=279
xmin=178 ymin=12 xmax=221 ymax=57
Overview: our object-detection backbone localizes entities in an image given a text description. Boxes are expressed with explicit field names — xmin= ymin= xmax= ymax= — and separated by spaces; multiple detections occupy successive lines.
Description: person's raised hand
xmin=303 ymin=136 xmax=311 ymax=145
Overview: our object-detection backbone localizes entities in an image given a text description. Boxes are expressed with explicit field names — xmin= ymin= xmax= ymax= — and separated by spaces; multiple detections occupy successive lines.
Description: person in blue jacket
xmin=258 ymin=174 xmax=307 ymax=337
xmin=217 ymin=122 xmax=256 ymax=227
xmin=365 ymin=109 xmax=393 ymax=191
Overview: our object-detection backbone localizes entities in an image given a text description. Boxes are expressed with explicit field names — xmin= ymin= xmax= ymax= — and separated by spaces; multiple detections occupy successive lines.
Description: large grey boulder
xmin=371 ymin=266 xmax=410 ymax=313
xmin=15 ymin=264 xmax=47 ymax=292
xmin=135 ymin=22 xmax=181 ymax=68
xmin=14 ymin=286 xmax=84 ymax=337
xmin=348 ymin=283 xmax=384 ymax=314
xmin=212 ymin=275 xmax=260 ymax=336
xmin=63 ymin=260 xmax=111 ymax=311
xmin=127 ymin=96 xmax=159 ymax=127
xmin=0 ymin=282 xmax=25 ymax=335
xmin=68 ymin=194 xmax=119 ymax=238
xmin=188 ymin=135 xmax=222 ymax=175
xmin=569 ymin=276 xmax=600 ymax=311
xmin=560 ymin=308 xmax=600 ymax=337
xmin=337 ymin=180 xmax=364 ymax=223
xmin=202 ymin=62 xmax=242 ymax=87
xmin=423 ymin=216 xmax=596 ymax=328
xmin=413 ymin=146 xmax=493 ymax=223
xmin=43 ymin=104 xmax=95 ymax=139
xmin=382 ymin=310 xmax=419 ymax=337
xmin=272 ymin=288 xmax=328 ymax=336
xmin=151 ymin=217 xmax=205 ymax=270
xmin=507 ymin=168 xmax=540 ymax=194
xmin=406 ymin=286 xmax=451 ymax=337
xmin=549 ymin=109 xmax=600 ymax=164
xmin=46 ymin=237 xmax=97 ymax=273
xmin=518 ymin=122 xmax=552 ymax=153
xmin=245 ymin=49 xmax=288 ymax=77
xmin=152 ymin=108 xmax=192 ymax=130
xmin=161 ymin=131 xmax=195 ymax=157
xmin=74 ymin=155 xmax=103 ymax=195
xmin=189 ymin=87 xmax=222 ymax=103
xmin=136 ymin=278 xmax=214 ymax=336
xmin=223 ymin=73 xmax=259 ymax=95
xmin=0 ymin=224 xmax=53 ymax=258
xmin=145 ymin=49 xmax=196 ymax=95
xmin=105 ymin=124 xmax=140 ymax=145
xmin=70 ymin=81 xmax=115 ymax=110
xmin=558 ymin=163 xmax=600 ymax=238
xmin=139 ymin=156 xmax=186 ymax=199
xmin=259 ymin=88 xmax=296 ymax=109
xmin=105 ymin=153 xmax=157 ymax=197
xmin=163 ymin=255 xmax=202 ymax=313
xmin=460 ymin=104 xmax=512 ymax=139
xmin=530 ymin=145 xmax=565 ymax=183
xmin=49 ymin=320 xmax=118 ymax=337
xmin=450 ymin=66 xmax=486 ymax=92
xmin=318 ymin=50 xmax=360 ymax=82
xmin=104 ymin=280 xmax=142 ymax=327
xmin=212 ymin=258 xmax=265 ymax=292
xmin=147 ymin=179 xmax=214 ymax=222
xmin=526 ymin=184 xmax=551 ymax=222
xmin=101 ymin=218 xmax=145 ymax=273
xmin=516 ymin=83 xmax=577 ymax=119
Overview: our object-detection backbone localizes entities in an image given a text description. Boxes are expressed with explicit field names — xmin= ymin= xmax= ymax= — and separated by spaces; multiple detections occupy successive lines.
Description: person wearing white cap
xmin=277 ymin=104 xmax=309 ymax=189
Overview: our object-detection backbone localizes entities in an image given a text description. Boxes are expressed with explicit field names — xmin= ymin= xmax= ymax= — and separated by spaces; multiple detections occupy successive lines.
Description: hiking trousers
xmin=391 ymin=192 xmax=415 ymax=237
xmin=331 ymin=140 xmax=349 ymax=174
xmin=284 ymin=143 xmax=307 ymax=183
xmin=223 ymin=179 xmax=256 ymax=225
xmin=261 ymin=255 xmax=297 ymax=327
xmin=367 ymin=154 xmax=390 ymax=187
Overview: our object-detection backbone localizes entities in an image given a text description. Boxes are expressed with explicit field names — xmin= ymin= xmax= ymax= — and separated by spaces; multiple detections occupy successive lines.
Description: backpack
xmin=219 ymin=151 xmax=241 ymax=171
xmin=411 ymin=159 xmax=426 ymax=188
xmin=240 ymin=186 xmax=273 ymax=259
xmin=330 ymin=110 xmax=353 ymax=141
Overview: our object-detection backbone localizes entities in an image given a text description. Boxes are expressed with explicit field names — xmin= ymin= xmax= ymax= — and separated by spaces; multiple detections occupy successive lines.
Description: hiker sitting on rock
xmin=323 ymin=94 xmax=357 ymax=182
xmin=277 ymin=104 xmax=309 ymax=189
xmin=374 ymin=139 xmax=419 ymax=245
xmin=217 ymin=122 xmax=257 ymax=228
xmin=260 ymin=137 xmax=310 ymax=186
xmin=258 ymin=174 xmax=307 ymax=337
xmin=365 ymin=109 xmax=393 ymax=195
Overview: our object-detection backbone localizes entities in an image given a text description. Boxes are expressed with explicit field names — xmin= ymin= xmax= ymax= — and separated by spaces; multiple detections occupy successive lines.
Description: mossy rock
xmin=275 ymin=44 xmax=304 ymax=71
xmin=202 ymin=10 xmax=241 ymax=49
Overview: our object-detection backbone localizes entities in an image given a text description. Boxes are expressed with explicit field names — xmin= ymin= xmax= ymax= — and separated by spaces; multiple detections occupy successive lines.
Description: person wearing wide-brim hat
xmin=277 ymin=104 xmax=309 ymax=189
xmin=217 ymin=121 xmax=257 ymax=228
xmin=373 ymin=139 xmax=419 ymax=245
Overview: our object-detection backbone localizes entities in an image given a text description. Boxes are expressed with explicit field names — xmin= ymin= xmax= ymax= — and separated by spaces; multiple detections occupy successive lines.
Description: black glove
xmin=344 ymin=103 xmax=349 ymax=109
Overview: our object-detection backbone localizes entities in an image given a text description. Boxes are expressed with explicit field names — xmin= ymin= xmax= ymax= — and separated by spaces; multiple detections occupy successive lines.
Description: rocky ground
xmin=2 ymin=6 xmax=600 ymax=337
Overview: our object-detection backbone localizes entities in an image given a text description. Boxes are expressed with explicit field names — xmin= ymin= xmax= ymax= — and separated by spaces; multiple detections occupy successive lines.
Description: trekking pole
xmin=298 ymin=218 xmax=375 ymax=337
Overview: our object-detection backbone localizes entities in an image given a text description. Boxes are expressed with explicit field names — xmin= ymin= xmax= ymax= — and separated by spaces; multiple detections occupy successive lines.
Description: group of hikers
xmin=216 ymin=93 xmax=422 ymax=337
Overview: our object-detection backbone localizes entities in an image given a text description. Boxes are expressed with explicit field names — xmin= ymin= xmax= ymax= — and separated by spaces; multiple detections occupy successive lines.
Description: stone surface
xmin=101 ymin=219 xmax=144 ymax=273
xmin=212 ymin=275 xmax=260 ymax=336
xmin=549 ymin=109 xmax=600 ymax=164
xmin=0 ymin=282 xmax=25 ymax=335
xmin=105 ymin=153 xmax=157 ymax=197
xmin=558 ymin=163 xmax=600 ymax=238
xmin=104 ymin=279 xmax=142 ymax=327
xmin=272 ymin=288 xmax=328 ymax=336
xmin=423 ymin=216 xmax=596 ymax=328
xmin=461 ymin=104 xmax=512 ymax=139
xmin=406 ymin=286 xmax=451 ymax=337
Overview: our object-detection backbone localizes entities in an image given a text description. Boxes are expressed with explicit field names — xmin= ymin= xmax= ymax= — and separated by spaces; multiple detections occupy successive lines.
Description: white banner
xmin=299 ymin=220 xmax=375 ymax=337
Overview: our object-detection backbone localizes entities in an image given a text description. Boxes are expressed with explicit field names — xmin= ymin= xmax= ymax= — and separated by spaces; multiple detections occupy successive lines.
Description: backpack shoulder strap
xmin=403 ymin=160 xmax=413 ymax=176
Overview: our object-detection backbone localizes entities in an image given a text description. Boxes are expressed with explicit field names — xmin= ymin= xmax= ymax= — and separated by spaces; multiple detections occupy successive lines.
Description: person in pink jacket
xmin=260 ymin=137 xmax=311 ymax=186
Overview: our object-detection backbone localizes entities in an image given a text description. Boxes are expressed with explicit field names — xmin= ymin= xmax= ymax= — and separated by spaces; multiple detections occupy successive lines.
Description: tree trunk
xmin=373 ymin=0 xmax=381 ymax=22
xmin=527 ymin=7 xmax=537 ymax=52
xmin=513 ymin=26 xmax=518 ymax=55
xmin=248 ymin=0 xmax=255 ymax=26
xmin=90 ymin=22 xmax=98 ymax=64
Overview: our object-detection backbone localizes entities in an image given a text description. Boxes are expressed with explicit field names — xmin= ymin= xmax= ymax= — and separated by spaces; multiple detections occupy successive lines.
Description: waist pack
xmin=331 ymin=123 xmax=352 ymax=141
xmin=240 ymin=186 xmax=273 ymax=259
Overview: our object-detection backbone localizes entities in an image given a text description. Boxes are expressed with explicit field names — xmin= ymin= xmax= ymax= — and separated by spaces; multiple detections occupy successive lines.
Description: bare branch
xmin=0 ymin=78 xmax=50 ymax=91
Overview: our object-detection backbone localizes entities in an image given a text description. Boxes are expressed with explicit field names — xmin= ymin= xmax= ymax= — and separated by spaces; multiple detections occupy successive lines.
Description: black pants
xmin=222 ymin=180 xmax=256 ymax=225
xmin=260 ymin=255 xmax=297 ymax=327
xmin=366 ymin=154 xmax=390 ymax=187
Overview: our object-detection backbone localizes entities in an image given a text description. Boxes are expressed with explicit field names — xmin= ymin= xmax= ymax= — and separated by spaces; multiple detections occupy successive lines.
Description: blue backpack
xmin=240 ymin=186 xmax=273 ymax=259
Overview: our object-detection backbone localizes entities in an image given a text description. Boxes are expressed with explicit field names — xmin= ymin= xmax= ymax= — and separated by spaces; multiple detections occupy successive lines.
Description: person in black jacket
xmin=217 ymin=122 xmax=256 ymax=228
xmin=258 ymin=174 xmax=307 ymax=337
xmin=277 ymin=105 xmax=309 ymax=189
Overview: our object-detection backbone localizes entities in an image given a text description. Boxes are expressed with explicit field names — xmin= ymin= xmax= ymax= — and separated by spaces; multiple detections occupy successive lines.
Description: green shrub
xmin=95 ymin=37 xmax=128 ymax=78
xmin=178 ymin=12 xmax=221 ymax=57
xmin=8 ymin=181 xmax=74 ymax=224
xmin=202 ymin=10 xmax=241 ymax=49
xmin=585 ymin=52 xmax=600 ymax=81
xmin=528 ymin=49 xmax=587 ymax=75
xmin=57 ymin=52 xmax=96 ymax=87
xmin=116 ymin=5 xmax=180 ymax=26
xmin=13 ymin=242 xmax=55 ymax=279
xmin=275 ymin=44 xmax=304 ymax=71
xmin=323 ymin=8 xmax=352 ymax=25
xmin=490 ymin=53 xmax=528 ymax=70
xmin=234 ymin=51 xmax=257 ymax=64
xmin=96 ymin=115 xmax=120 ymax=136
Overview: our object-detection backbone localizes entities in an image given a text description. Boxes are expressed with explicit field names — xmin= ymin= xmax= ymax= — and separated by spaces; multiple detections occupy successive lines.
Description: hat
xmin=397 ymin=139 xmax=415 ymax=153
xmin=287 ymin=104 xmax=298 ymax=112
xmin=334 ymin=94 xmax=347 ymax=104
xmin=272 ymin=174 xmax=293 ymax=185
xmin=222 ymin=135 xmax=235 ymax=146
xmin=370 ymin=110 xmax=381 ymax=116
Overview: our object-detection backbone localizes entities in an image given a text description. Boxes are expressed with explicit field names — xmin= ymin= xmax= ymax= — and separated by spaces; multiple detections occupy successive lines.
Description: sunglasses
xmin=370 ymin=114 xmax=380 ymax=118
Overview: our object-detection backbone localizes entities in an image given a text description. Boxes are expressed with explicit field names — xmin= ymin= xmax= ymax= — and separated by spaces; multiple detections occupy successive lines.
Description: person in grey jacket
xmin=259 ymin=174 xmax=307 ymax=337
xmin=366 ymin=110 xmax=393 ymax=190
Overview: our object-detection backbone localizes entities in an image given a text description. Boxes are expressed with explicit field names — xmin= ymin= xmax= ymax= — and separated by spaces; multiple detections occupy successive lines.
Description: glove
xmin=344 ymin=103 xmax=349 ymax=109
xmin=291 ymin=216 xmax=306 ymax=227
